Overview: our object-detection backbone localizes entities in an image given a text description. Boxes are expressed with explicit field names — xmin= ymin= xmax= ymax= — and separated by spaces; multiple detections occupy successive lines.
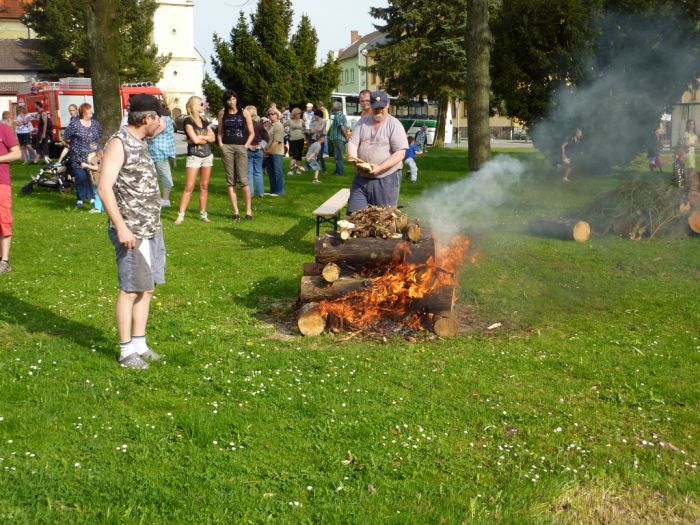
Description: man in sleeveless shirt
xmin=98 ymin=95 xmax=168 ymax=369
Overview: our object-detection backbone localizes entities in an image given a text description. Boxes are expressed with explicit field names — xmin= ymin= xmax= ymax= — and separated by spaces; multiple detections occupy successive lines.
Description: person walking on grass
xmin=287 ymin=108 xmax=306 ymax=175
xmin=305 ymin=134 xmax=325 ymax=183
xmin=97 ymin=94 xmax=167 ymax=369
xmin=404 ymin=135 xmax=423 ymax=183
xmin=217 ymin=90 xmax=254 ymax=221
xmin=175 ymin=96 xmax=215 ymax=224
xmin=561 ymin=128 xmax=583 ymax=182
xmin=0 ymin=116 xmax=21 ymax=274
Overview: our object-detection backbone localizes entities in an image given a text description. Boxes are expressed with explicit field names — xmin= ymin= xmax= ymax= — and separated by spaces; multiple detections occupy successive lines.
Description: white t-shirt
xmin=349 ymin=114 xmax=409 ymax=178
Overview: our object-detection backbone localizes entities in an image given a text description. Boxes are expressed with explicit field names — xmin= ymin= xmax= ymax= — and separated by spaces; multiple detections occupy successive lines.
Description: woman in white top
xmin=15 ymin=106 xmax=38 ymax=164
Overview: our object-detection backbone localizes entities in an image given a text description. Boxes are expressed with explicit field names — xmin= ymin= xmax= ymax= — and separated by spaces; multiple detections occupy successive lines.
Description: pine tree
xmin=208 ymin=0 xmax=340 ymax=112
xmin=22 ymin=0 xmax=169 ymax=82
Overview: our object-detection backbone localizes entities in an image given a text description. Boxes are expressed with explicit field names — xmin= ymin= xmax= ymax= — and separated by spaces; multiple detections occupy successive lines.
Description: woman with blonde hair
xmin=175 ymin=96 xmax=215 ymax=224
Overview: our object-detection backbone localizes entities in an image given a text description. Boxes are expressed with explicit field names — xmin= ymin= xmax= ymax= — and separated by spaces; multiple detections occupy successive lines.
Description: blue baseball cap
xmin=370 ymin=90 xmax=389 ymax=109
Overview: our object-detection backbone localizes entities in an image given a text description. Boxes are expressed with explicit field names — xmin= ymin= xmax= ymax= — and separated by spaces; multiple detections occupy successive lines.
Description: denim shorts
xmin=185 ymin=154 xmax=213 ymax=169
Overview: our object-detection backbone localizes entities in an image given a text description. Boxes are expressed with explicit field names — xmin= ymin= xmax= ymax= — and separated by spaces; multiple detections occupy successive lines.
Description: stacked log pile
xmin=297 ymin=206 xmax=461 ymax=337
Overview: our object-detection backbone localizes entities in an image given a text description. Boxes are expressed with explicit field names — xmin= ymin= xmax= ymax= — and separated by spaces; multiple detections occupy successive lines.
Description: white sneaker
xmin=174 ymin=212 xmax=185 ymax=225
xmin=161 ymin=199 xmax=171 ymax=207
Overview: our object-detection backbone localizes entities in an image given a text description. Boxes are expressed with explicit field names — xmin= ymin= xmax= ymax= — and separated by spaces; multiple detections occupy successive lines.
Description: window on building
xmin=344 ymin=70 xmax=349 ymax=83
xmin=351 ymin=69 xmax=354 ymax=82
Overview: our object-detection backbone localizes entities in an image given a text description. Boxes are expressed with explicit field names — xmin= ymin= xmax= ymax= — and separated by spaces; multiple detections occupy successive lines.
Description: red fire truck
xmin=16 ymin=77 xmax=164 ymax=142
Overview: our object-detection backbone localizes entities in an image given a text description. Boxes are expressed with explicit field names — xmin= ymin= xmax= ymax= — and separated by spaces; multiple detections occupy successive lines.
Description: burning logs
xmin=297 ymin=214 xmax=471 ymax=337
xmin=315 ymin=233 xmax=436 ymax=266
xmin=528 ymin=216 xmax=591 ymax=242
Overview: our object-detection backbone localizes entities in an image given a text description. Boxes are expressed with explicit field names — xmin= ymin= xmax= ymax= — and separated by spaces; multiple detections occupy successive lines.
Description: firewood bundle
xmin=340 ymin=206 xmax=422 ymax=242
xmin=296 ymin=230 xmax=463 ymax=338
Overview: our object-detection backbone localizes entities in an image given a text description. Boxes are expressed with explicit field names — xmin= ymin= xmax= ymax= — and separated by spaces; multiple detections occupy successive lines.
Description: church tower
xmin=153 ymin=0 xmax=205 ymax=114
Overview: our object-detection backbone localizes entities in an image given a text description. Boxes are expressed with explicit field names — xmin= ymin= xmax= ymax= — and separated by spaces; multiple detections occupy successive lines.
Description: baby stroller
xmin=21 ymin=147 xmax=74 ymax=194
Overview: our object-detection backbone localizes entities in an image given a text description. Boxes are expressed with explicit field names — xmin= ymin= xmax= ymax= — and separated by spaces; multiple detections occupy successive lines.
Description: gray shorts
xmin=109 ymin=228 xmax=166 ymax=292
xmin=347 ymin=170 xmax=401 ymax=214
xmin=154 ymin=159 xmax=173 ymax=189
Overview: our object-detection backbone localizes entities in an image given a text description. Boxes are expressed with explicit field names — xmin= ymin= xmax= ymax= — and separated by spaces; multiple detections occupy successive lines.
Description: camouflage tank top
xmin=111 ymin=127 xmax=161 ymax=239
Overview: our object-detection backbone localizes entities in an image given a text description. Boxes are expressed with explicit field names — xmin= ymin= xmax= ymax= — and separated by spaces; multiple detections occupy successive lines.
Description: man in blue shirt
xmin=147 ymin=112 xmax=176 ymax=206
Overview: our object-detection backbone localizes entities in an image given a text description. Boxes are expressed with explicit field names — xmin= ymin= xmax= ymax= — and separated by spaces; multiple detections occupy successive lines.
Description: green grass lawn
xmin=1 ymin=149 xmax=698 ymax=524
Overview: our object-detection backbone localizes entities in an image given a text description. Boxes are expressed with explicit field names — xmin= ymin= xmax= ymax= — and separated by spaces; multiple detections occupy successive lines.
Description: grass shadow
xmin=0 ymin=291 xmax=112 ymax=356
xmin=218 ymin=217 xmax=315 ymax=256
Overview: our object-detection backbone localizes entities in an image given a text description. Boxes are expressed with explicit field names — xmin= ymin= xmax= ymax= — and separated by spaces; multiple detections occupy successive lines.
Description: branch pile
xmin=342 ymin=206 xmax=421 ymax=242
xmin=577 ymin=179 xmax=694 ymax=239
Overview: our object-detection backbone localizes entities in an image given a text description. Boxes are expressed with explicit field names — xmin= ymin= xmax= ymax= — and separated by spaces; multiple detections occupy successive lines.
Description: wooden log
xmin=315 ymin=232 xmax=436 ymax=265
xmin=528 ymin=216 xmax=591 ymax=242
xmin=432 ymin=312 xmax=459 ymax=337
xmin=322 ymin=262 xmax=341 ymax=283
xmin=300 ymin=276 xmax=368 ymax=302
xmin=406 ymin=224 xmax=422 ymax=243
xmin=300 ymin=275 xmax=455 ymax=312
xmin=303 ymin=262 xmax=325 ymax=276
xmin=297 ymin=303 xmax=327 ymax=336
xmin=689 ymin=210 xmax=700 ymax=234
xmin=339 ymin=228 xmax=351 ymax=241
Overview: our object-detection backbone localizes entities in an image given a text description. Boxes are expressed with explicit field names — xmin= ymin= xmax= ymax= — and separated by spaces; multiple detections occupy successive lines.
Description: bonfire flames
xmin=318 ymin=235 xmax=473 ymax=331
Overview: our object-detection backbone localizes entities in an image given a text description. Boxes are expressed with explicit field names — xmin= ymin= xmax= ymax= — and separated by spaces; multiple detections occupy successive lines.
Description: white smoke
xmin=410 ymin=156 xmax=526 ymax=246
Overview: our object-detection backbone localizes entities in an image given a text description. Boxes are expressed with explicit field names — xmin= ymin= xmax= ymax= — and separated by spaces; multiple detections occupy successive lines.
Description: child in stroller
xmin=20 ymin=146 xmax=74 ymax=194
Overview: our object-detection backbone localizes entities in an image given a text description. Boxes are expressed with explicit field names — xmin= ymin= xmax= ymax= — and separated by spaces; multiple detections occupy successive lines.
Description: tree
xmin=491 ymin=0 xmax=700 ymax=170
xmin=209 ymin=0 xmax=340 ymax=111
xmin=466 ymin=0 xmax=492 ymax=170
xmin=369 ymin=0 xmax=467 ymax=147
xmin=83 ymin=0 xmax=122 ymax=138
xmin=23 ymin=0 xmax=169 ymax=82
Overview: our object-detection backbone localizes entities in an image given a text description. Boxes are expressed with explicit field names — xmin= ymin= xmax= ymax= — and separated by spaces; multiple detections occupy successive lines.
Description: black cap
xmin=129 ymin=94 xmax=167 ymax=116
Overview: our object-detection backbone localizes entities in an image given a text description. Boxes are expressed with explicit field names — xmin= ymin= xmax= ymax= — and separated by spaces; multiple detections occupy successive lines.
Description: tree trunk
xmin=433 ymin=95 xmax=449 ymax=148
xmin=466 ymin=0 xmax=492 ymax=172
xmin=528 ymin=216 xmax=591 ymax=242
xmin=83 ymin=1 xmax=122 ymax=140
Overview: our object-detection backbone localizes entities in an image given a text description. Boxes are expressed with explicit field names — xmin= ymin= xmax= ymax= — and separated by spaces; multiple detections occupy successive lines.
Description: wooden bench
xmin=313 ymin=188 xmax=351 ymax=236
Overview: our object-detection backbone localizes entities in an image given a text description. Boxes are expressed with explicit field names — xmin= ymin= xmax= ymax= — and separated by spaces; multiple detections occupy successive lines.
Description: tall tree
xmin=466 ymin=0 xmax=492 ymax=170
xmin=83 ymin=0 xmax=121 ymax=138
xmin=369 ymin=0 xmax=467 ymax=147
xmin=209 ymin=0 xmax=340 ymax=111
xmin=23 ymin=0 xmax=169 ymax=82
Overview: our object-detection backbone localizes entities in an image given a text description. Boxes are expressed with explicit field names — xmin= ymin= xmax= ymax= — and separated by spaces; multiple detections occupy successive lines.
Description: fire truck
xmin=16 ymin=77 xmax=164 ymax=143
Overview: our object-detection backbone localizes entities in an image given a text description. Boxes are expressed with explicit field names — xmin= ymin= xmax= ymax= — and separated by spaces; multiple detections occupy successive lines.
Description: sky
xmin=193 ymin=0 xmax=388 ymax=75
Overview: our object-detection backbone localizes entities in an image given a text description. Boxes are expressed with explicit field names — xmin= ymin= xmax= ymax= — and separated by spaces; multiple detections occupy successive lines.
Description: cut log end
xmin=432 ymin=313 xmax=459 ymax=337
xmin=406 ymin=224 xmax=422 ymax=243
xmin=572 ymin=220 xmax=591 ymax=242
xmin=321 ymin=262 xmax=341 ymax=283
xmin=689 ymin=210 xmax=700 ymax=234
xmin=297 ymin=303 xmax=327 ymax=336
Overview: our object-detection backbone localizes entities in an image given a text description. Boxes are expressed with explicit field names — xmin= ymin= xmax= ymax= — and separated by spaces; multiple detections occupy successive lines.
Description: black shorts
xmin=17 ymin=133 xmax=31 ymax=146
xmin=289 ymin=139 xmax=304 ymax=161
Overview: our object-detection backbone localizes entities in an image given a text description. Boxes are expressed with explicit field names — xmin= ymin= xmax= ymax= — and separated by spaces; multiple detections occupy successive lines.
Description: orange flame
xmin=319 ymin=235 xmax=472 ymax=330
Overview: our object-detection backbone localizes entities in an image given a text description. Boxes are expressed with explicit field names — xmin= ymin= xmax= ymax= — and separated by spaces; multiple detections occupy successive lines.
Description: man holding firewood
xmin=347 ymin=90 xmax=408 ymax=214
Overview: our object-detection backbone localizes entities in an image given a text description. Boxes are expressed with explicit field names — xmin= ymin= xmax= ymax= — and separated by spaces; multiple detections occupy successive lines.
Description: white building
xmin=153 ymin=0 xmax=205 ymax=115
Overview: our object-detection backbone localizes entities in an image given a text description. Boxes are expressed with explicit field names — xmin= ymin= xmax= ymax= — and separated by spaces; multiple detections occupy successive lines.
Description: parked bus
xmin=330 ymin=92 xmax=452 ymax=145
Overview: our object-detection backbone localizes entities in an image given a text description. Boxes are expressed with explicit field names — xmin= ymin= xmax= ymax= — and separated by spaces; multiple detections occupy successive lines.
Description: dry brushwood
xmin=578 ymin=179 xmax=688 ymax=239
xmin=346 ymin=206 xmax=420 ymax=240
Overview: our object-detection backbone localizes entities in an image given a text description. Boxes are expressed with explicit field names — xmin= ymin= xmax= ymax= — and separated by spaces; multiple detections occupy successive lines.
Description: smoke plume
xmin=411 ymin=156 xmax=525 ymax=246
xmin=532 ymin=10 xmax=700 ymax=172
